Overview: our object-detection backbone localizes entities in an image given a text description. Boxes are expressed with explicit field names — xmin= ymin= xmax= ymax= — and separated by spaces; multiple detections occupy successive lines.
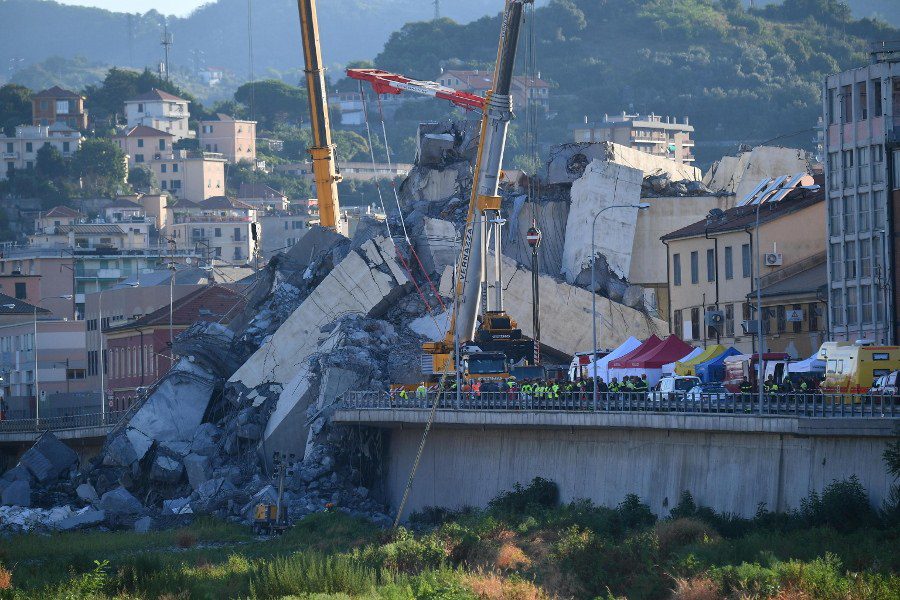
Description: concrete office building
xmin=823 ymin=42 xmax=900 ymax=344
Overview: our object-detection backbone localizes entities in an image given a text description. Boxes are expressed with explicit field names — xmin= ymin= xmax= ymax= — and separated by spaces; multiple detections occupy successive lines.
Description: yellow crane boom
xmin=297 ymin=0 xmax=343 ymax=232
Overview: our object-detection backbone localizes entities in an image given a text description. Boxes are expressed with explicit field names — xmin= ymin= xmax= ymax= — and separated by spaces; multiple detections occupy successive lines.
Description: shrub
xmin=798 ymin=476 xmax=876 ymax=532
xmin=0 ymin=565 xmax=11 ymax=590
xmin=488 ymin=478 xmax=559 ymax=516
xmin=465 ymin=572 xmax=548 ymax=600
xmin=359 ymin=529 xmax=446 ymax=573
xmin=250 ymin=552 xmax=383 ymax=598
xmin=775 ymin=553 xmax=851 ymax=600
xmin=669 ymin=491 xmax=698 ymax=520
xmin=495 ymin=543 xmax=531 ymax=571
xmin=671 ymin=575 xmax=721 ymax=600
xmin=617 ymin=494 xmax=656 ymax=531
xmin=655 ymin=518 xmax=720 ymax=557
xmin=714 ymin=561 xmax=781 ymax=598
xmin=176 ymin=531 xmax=198 ymax=549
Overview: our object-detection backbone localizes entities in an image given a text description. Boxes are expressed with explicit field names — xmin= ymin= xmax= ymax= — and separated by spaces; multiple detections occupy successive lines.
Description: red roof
xmin=128 ymin=88 xmax=189 ymax=103
xmin=107 ymin=285 xmax=245 ymax=331
xmin=33 ymin=85 xmax=81 ymax=99
xmin=618 ymin=336 xmax=694 ymax=369
xmin=608 ymin=335 xmax=662 ymax=369
xmin=41 ymin=205 xmax=83 ymax=218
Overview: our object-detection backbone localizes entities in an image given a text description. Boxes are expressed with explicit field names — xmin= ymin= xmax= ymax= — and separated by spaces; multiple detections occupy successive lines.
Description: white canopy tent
xmin=585 ymin=337 xmax=641 ymax=382
xmin=787 ymin=355 xmax=826 ymax=373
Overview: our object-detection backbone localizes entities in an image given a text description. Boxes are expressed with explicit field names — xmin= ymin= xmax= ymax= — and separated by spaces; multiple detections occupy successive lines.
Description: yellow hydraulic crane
xmin=296 ymin=0 xmax=343 ymax=233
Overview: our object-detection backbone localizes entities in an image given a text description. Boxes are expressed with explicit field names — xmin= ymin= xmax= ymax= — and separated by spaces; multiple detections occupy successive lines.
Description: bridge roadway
xmin=334 ymin=391 xmax=900 ymax=519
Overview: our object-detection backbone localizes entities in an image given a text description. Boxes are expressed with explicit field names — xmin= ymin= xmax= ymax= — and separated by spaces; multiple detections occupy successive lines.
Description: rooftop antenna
xmin=161 ymin=22 xmax=173 ymax=82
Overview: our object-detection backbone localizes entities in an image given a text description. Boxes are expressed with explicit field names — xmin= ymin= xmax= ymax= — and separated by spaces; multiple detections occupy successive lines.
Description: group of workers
xmin=392 ymin=374 xmax=657 ymax=402
xmin=740 ymin=376 xmax=819 ymax=395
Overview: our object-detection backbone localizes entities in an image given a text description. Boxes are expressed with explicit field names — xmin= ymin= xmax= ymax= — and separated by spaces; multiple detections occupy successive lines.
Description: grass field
xmin=0 ymin=477 xmax=898 ymax=599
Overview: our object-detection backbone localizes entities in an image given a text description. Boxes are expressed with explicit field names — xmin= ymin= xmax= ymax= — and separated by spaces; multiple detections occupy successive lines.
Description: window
xmin=161 ymin=164 xmax=167 ymax=173
xmin=874 ymin=190 xmax=886 ymax=224
xmin=706 ymin=248 xmax=715 ymax=282
xmin=161 ymin=180 xmax=167 ymax=190
xmin=845 ymin=240 xmax=857 ymax=279
xmin=159 ymin=139 xmax=166 ymax=151
xmin=690 ymin=251 xmax=699 ymax=284
xmin=172 ymin=180 xmax=181 ymax=189
xmin=791 ymin=304 xmax=802 ymax=334
xmin=847 ymin=286 xmax=858 ymax=325
xmin=673 ymin=309 xmax=683 ymax=338
xmin=843 ymin=196 xmax=855 ymax=234
xmin=690 ymin=307 xmax=700 ymax=341
xmin=62 ymin=141 xmax=69 ymax=153
xmin=842 ymin=150 xmax=854 ymax=187
xmin=860 ymin=239 xmax=871 ymax=278
xmin=233 ymin=227 xmax=241 ymax=241
xmin=172 ymin=163 xmax=179 ymax=172
xmin=861 ymin=285 xmax=873 ymax=324
xmin=25 ymin=142 xmax=32 ymax=153
xmin=40 ymin=100 xmax=48 ymax=110
xmin=135 ymin=154 xmax=144 ymax=163
xmin=741 ymin=244 xmax=751 ymax=278
xmin=872 ymin=145 xmax=884 ymax=183
xmin=828 ymin=197 xmax=841 ymax=234
xmin=725 ymin=303 xmax=734 ymax=337
xmin=214 ymin=228 xmax=221 ymax=238
xmin=856 ymin=81 xmax=868 ymax=120
xmin=283 ymin=221 xmax=289 ymax=230
xmin=840 ymin=84 xmax=853 ymax=122
xmin=827 ymin=88 xmax=837 ymax=124
xmin=857 ymin=193 xmax=870 ymax=232
xmin=25 ymin=161 xmax=32 ymax=170
xmin=706 ymin=305 xmax=718 ymax=339
xmin=809 ymin=303 xmax=819 ymax=332
xmin=777 ymin=305 xmax=786 ymax=333
xmin=871 ymin=78 xmax=882 ymax=117
xmin=137 ymin=138 xmax=144 ymax=148
xmin=673 ymin=254 xmax=681 ymax=286
xmin=55 ymin=100 xmax=69 ymax=114
xmin=858 ymin=147 xmax=869 ymax=185
xmin=831 ymin=289 xmax=843 ymax=326
xmin=137 ymin=103 xmax=144 ymax=112
xmin=5 ymin=142 xmax=11 ymax=153
xmin=14 ymin=282 xmax=26 ymax=299
xmin=724 ymin=246 xmax=733 ymax=280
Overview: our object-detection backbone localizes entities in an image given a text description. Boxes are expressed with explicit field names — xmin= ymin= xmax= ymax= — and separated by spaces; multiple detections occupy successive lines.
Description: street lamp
xmin=34 ymin=295 xmax=73 ymax=426
xmin=591 ymin=203 xmax=651 ymax=408
xmin=754 ymin=201 xmax=766 ymax=414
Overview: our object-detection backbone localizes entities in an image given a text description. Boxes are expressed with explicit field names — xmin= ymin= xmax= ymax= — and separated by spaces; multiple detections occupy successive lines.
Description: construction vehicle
xmin=350 ymin=0 xmax=535 ymax=382
xmin=254 ymin=451 xmax=295 ymax=535
xmin=296 ymin=0 xmax=344 ymax=233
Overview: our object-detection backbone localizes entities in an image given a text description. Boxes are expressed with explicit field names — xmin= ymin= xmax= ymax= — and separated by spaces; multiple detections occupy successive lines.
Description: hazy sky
xmin=54 ymin=0 xmax=208 ymax=16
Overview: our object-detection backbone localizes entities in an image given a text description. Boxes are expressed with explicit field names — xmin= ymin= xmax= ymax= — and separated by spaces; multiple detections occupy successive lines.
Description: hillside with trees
xmin=373 ymin=0 xmax=897 ymax=165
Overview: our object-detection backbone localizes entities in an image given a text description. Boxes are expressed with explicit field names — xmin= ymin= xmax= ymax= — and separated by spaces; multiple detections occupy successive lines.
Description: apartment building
xmin=823 ymin=42 xmax=900 ymax=344
xmin=124 ymin=89 xmax=191 ymax=140
xmin=574 ymin=113 xmax=696 ymax=165
xmin=258 ymin=210 xmax=311 ymax=259
xmin=113 ymin=125 xmax=174 ymax=166
xmin=198 ymin=114 xmax=256 ymax=163
xmin=1 ymin=124 xmax=82 ymax=180
xmin=236 ymin=183 xmax=289 ymax=211
xmin=151 ymin=152 xmax=226 ymax=202
xmin=169 ymin=196 xmax=259 ymax=264
xmin=31 ymin=86 xmax=88 ymax=129
xmin=436 ymin=69 xmax=550 ymax=112
xmin=662 ymin=184 xmax=827 ymax=358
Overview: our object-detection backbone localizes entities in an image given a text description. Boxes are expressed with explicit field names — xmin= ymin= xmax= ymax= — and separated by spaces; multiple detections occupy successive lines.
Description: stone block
xmin=1 ymin=480 xmax=31 ymax=507
xmin=18 ymin=432 xmax=78 ymax=483
xmin=183 ymin=453 xmax=212 ymax=492
xmin=76 ymin=483 xmax=99 ymax=504
xmin=57 ymin=508 xmax=105 ymax=531
xmin=150 ymin=456 xmax=184 ymax=484
xmin=99 ymin=486 xmax=143 ymax=515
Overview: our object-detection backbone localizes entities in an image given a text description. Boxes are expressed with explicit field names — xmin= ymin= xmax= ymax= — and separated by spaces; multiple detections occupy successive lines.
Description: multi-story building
xmin=150 ymin=151 xmax=226 ymax=202
xmin=124 ymin=89 xmax=191 ymax=140
xmin=236 ymin=183 xmax=289 ymax=211
xmin=662 ymin=183 xmax=827 ymax=358
xmin=29 ymin=201 xmax=151 ymax=252
xmin=436 ymin=69 xmax=550 ymax=112
xmin=0 ymin=294 xmax=88 ymax=419
xmin=198 ymin=114 xmax=256 ymax=163
xmin=258 ymin=210 xmax=311 ymax=259
xmin=1 ymin=124 xmax=82 ymax=180
xmin=101 ymin=284 xmax=245 ymax=408
xmin=169 ymin=196 xmax=259 ymax=264
xmin=31 ymin=86 xmax=88 ymax=129
xmin=574 ymin=113 xmax=696 ymax=165
xmin=113 ymin=125 xmax=175 ymax=167
xmin=823 ymin=42 xmax=900 ymax=345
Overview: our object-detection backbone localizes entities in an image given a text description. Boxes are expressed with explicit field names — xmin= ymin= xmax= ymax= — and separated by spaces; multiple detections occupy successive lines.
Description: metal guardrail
xmin=0 ymin=410 xmax=129 ymax=434
xmin=342 ymin=391 xmax=900 ymax=418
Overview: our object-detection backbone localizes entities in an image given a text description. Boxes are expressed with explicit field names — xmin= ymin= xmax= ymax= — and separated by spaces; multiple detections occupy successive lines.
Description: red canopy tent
xmin=608 ymin=335 xmax=662 ymax=369
xmin=608 ymin=335 xmax=695 ymax=386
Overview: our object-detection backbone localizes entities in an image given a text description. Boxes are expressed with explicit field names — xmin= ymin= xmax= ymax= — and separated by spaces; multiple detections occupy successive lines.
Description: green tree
xmin=35 ymin=143 xmax=68 ymax=180
xmin=71 ymin=138 xmax=126 ymax=197
xmin=128 ymin=165 xmax=156 ymax=193
xmin=234 ymin=79 xmax=307 ymax=130
xmin=0 ymin=83 xmax=33 ymax=136
xmin=84 ymin=68 xmax=206 ymax=126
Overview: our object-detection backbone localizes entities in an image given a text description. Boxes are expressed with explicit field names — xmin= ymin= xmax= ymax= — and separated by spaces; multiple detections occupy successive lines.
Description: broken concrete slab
xmin=183 ymin=453 xmax=212 ymax=491
xmin=502 ymin=194 xmax=569 ymax=276
xmin=57 ymin=508 xmax=105 ymax=531
xmin=134 ymin=515 xmax=154 ymax=533
xmin=1 ymin=479 xmax=31 ymax=507
xmin=562 ymin=159 xmax=645 ymax=284
xmin=548 ymin=141 xmax=701 ymax=185
xmin=99 ymin=486 xmax=144 ymax=515
xmin=18 ymin=431 xmax=78 ymax=483
xmin=412 ymin=217 xmax=458 ymax=276
xmin=229 ymin=236 xmax=409 ymax=392
xmin=150 ymin=456 xmax=184 ymax=484
xmin=127 ymin=359 xmax=217 ymax=444
xmin=703 ymin=145 xmax=811 ymax=200
xmin=190 ymin=423 xmax=220 ymax=457
xmin=76 ymin=483 xmax=99 ymax=504
xmin=172 ymin=322 xmax=240 ymax=380
xmin=163 ymin=497 xmax=193 ymax=515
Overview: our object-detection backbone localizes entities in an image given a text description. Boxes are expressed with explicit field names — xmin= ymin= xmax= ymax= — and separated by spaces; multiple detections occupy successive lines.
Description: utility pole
xmin=526 ymin=221 xmax=542 ymax=365
xmin=433 ymin=0 xmax=440 ymax=20
xmin=161 ymin=23 xmax=173 ymax=82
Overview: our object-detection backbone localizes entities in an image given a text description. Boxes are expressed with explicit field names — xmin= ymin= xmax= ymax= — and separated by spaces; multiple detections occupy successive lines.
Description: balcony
xmin=1 ymin=151 xmax=19 ymax=159
xmin=174 ymin=215 xmax=253 ymax=224
xmin=75 ymin=268 xmax=123 ymax=279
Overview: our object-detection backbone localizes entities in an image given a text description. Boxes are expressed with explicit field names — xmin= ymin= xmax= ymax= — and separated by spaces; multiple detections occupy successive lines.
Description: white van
xmin=649 ymin=375 xmax=701 ymax=402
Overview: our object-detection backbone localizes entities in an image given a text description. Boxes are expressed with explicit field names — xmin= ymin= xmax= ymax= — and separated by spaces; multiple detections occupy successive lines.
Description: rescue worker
xmin=399 ymin=387 xmax=410 ymax=403
xmin=472 ymin=380 xmax=482 ymax=402
xmin=416 ymin=383 xmax=427 ymax=400
xmin=636 ymin=374 xmax=649 ymax=393
xmin=521 ymin=380 xmax=533 ymax=405
xmin=551 ymin=381 xmax=561 ymax=405
xmin=739 ymin=377 xmax=753 ymax=396
xmin=799 ymin=378 xmax=810 ymax=394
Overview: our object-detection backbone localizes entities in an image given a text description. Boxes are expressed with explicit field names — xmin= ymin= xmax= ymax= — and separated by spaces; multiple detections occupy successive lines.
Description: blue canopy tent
xmin=694 ymin=347 xmax=741 ymax=382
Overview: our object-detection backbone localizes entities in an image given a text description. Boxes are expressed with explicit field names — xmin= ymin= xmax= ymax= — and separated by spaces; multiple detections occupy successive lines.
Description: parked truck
xmin=818 ymin=342 xmax=900 ymax=394
xmin=722 ymin=353 xmax=790 ymax=393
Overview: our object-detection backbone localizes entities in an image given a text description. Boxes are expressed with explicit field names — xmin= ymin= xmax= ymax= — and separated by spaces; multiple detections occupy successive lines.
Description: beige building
xmin=259 ymin=211 xmax=311 ymax=259
xmin=113 ymin=125 xmax=174 ymax=167
xmin=236 ymin=183 xmax=289 ymax=211
xmin=574 ymin=113 xmax=696 ymax=165
xmin=124 ymin=89 xmax=191 ymax=140
xmin=662 ymin=185 xmax=827 ymax=358
xmin=169 ymin=196 xmax=259 ymax=264
xmin=199 ymin=114 xmax=256 ymax=163
xmin=151 ymin=152 xmax=226 ymax=202
xmin=1 ymin=124 xmax=82 ymax=180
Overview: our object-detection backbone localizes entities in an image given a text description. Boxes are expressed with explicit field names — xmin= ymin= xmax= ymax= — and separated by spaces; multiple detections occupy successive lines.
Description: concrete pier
xmin=333 ymin=408 xmax=900 ymax=519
